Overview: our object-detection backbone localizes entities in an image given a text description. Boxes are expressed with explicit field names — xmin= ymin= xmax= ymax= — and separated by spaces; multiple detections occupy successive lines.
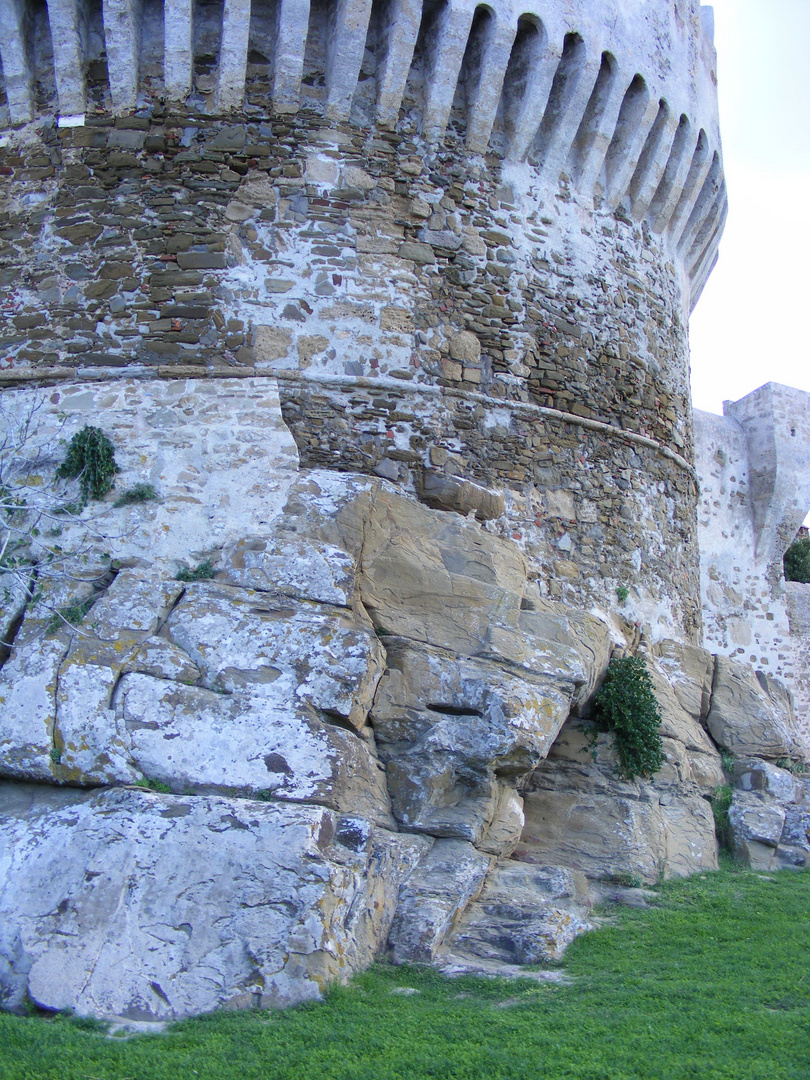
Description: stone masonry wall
xmin=0 ymin=111 xmax=701 ymax=638
xmin=695 ymin=385 xmax=810 ymax=750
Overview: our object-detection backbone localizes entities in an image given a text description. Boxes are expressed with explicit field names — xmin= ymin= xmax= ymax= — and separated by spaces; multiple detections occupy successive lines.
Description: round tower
xmin=0 ymin=0 xmax=726 ymax=641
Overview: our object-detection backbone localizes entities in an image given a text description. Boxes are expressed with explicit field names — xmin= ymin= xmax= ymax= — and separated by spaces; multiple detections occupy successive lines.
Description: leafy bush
xmin=176 ymin=560 xmax=216 ymax=582
xmin=55 ymin=426 xmax=119 ymax=504
xmin=593 ymin=655 xmax=665 ymax=780
xmin=113 ymin=483 xmax=157 ymax=508
xmin=784 ymin=536 xmax=810 ymax=583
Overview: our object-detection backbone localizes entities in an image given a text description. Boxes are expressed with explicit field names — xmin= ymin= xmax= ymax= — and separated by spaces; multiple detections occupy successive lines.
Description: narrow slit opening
xmin=86 ymin=0 xmax=111 ymax=112
xmin=245 ymin=0 xmax=277 ymax=106
xmin=193 ymin=0 xmax=224 ymax=98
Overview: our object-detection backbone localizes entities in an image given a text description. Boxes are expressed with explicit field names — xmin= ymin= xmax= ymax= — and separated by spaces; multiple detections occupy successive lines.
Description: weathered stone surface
xmin=387 ymin=839 xmax=491 ymax=964
xmin=646 ymin=653 xmax=724 ymax=790
xmin=166 ymin=584 xmax=384 ymax=728
xmin=445 ymin=861 xmax=593 ymax=965
xmin=371 ymin=640 xmax=572 ymax=848
xmin=652 ymin=639 xmax=714 ymax=721
xmin=447 ymin=331 xmax=481 ymax=364
xmin=221 ymin=536 xmax=356 ymax=606
xmin=706 ymin=657 xmax=805 ymax=759
xmin=0 ymin=784 xmax=427 ymax=1019
xmin=355 ymin=491 xmax=611 ymax=700
xmin=121 ymin=675 xmax=394 ymax=824
xmin=727 ymin=765 xmax=810 ymax=869
xmin=418 ymin=471 xmax=504 ymax=521
xmin=515 ymin=718 xmax=719 ymax=884
xmin=735 ymin=759 xmax=803 ymax=803
xmin=518 ymin=780 xmax=718 ymax=885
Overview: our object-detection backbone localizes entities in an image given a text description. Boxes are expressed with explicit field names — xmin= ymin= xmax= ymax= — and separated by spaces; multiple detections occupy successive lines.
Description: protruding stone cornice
xmin=0 ymin=0 xmax=725 ymax=299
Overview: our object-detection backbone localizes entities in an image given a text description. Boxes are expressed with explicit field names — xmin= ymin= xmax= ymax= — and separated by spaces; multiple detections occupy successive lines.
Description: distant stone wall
xmin=695 ymin=384 xmax=810 ymax=749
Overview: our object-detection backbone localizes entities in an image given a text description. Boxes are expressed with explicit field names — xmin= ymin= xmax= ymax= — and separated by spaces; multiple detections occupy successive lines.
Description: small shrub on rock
xmin=176 ymin=560 xmax=216 ymax=582
xmin=56 ymin=426 xmax=119 ymax=504
xmin=784 ymin=537 xmax=810 ymax=583
xmin=593 ymin=655 xmax=665 ymax=781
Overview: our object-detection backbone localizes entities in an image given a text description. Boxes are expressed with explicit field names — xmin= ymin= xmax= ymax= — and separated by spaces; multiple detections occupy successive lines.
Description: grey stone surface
xmin=706 ymin=657 xmax=805 ymax=759
xmin=0 ymin=784 xmax=427 ymax=1019
xmin=445 ymin=861 xmax=593 ymax=965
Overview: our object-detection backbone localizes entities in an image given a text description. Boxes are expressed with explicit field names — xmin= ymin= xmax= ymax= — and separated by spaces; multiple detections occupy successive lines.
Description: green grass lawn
xmin=2 ymin=864 xmax=808 ymax=1080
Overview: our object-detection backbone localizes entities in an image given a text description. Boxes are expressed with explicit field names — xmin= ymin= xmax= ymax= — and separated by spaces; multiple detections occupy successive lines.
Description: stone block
xmin=397 ymin=242 xmax=434 ymax=265
xmin=0 ymin=784 xmax=426 ymax=1019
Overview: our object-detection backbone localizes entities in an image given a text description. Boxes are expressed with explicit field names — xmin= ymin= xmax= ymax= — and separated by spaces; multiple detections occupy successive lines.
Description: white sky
xmin=688 ymin=0 xmax=810 ymax=416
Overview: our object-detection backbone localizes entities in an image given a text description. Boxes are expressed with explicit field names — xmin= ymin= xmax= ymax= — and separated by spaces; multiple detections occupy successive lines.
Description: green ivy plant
xmin=55 ymin=426 xmax=119 ymax=505
xmin=593 ymin=655 xmax=665 ymax=781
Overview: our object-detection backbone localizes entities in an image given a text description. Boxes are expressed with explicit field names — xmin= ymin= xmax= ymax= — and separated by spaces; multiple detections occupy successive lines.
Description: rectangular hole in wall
xmin=140 ymin=0 xmax=166 ymax=90
xmin=85 ymin=0 xmax=111 ymax=111
xmin=194 ymin=0 xmax=224 ymax=95
xmin=245 ymin=0 xmax=276 ymax=105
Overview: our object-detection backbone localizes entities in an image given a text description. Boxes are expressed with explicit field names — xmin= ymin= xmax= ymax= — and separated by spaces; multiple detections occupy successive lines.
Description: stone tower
xmin=0 ymin=0 xmax=726 ymax=638
xmin=11 ymin=1 xmax=804 ymax=1030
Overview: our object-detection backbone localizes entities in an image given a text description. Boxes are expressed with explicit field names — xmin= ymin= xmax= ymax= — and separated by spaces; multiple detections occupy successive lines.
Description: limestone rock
xmin=515 ymin=719 xmax=719 ymax=884
xmin=646 ymin=652 xmax=724 ymax=790
xmin=652 ymin=639 xmax=714 ymax=721
xmin=387 ymin=839 xmax=491 ymax=963
xmin=123 ymin=675 xmax=393 ymax=822
xmin=371 ymin=640 xmax=572 ymax=848
xmin=706 ymin=657 xmax=804 ymax=759
xmin=444 ymin=861 xmax=593 ymax=965
xmin=0 ymin=783 xmax=427 ymax=1019
xmin=166 ymin=583 xmax=384 ymax=728
xmin=447 ymin=331 xmax=481 ymax=364
xmin=221 ymin=536 xmax=356 ymax=606
xmin=418 ymin=471 xmax=504 ymax=521
xmin=735 ymin=759 xmax=803 ymax=803
xmin=727 ymin=767 xmax=810 ymax=869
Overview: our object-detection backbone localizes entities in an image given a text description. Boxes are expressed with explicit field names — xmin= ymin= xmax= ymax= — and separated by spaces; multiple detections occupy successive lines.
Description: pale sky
xmin=688 ymin=0 xmax=810 ymax=416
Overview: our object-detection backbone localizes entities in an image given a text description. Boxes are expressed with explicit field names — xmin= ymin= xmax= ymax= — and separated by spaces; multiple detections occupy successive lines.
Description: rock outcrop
xmin=1 ymin=383 xmax=808 ymax=1023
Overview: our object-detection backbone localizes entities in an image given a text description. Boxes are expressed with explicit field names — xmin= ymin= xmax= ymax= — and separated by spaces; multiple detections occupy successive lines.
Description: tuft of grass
xmin=113 ymin=483 xmax=158 ymax=508
xmin=134 ymin=777 xmax=173 ymax=794
xmin=46 ymin=596 xmax=95 ymax=634
xmin=616 ymin=584 xmax=630 ymax=603
xmin=710 ymin=783 xmax=733 ymax=843
xmin=0 ymin=867 xmax=808 ymax=1079
xmin=176 ymin=560 xmax=216 ymax=582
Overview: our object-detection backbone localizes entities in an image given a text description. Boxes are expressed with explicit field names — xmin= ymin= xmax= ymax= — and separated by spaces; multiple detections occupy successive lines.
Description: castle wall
xmin=0 ymin=0 xmax=726 ymax=644
xmin=695 ymin=384 xmax=810 ymax=749
xmin=1 ymin=110 xmax=703 ymax=638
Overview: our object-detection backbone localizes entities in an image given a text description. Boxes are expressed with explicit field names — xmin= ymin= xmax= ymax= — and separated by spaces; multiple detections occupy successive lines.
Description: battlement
xmin=0 ymin=0 xmax=725 ymax=296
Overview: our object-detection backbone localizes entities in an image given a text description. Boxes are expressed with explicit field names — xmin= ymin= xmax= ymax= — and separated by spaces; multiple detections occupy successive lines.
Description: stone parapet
xmin=0 ymin=0 xmax=725 ymax=302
